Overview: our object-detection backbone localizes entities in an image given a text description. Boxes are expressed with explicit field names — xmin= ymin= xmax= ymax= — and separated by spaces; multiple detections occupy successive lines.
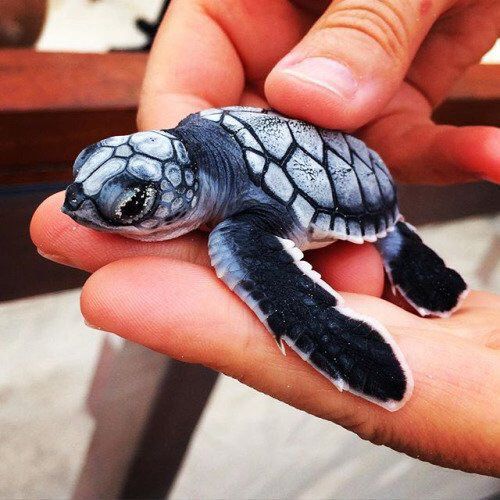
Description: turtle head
xmin=62 ymin=130 xmax=200 ymax=241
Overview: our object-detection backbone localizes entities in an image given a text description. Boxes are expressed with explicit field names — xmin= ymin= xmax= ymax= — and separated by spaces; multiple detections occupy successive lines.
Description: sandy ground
xmin=1 ymin=216 xmax=499 ymax=499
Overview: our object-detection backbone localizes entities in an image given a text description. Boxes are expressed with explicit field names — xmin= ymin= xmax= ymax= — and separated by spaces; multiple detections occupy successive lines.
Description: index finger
xmin=30 ymin=192 xmax=386 ymax=296
xmin=137 ymin=0 xmax=244 ymax=129
xmin=81 ymin=256 xmax=500 ymax=476
xmin=137 ymin=0 xmax=312 ymax=129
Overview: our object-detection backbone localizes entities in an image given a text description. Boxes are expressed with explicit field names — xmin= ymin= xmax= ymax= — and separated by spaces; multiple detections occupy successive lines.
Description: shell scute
xmin=326 ymin=151 xmax=364 ymax=214
xmin=199 ymin=107 xmax=399 ymax=243
xmin=230 ymin=111 xmax=294 ymax=160
xmin=345 ymin=134 xmax=371 ymax=166
xmin=286 ymin=149 xmax=334 ymax=208
xmin=352 ymin=155 xmax=382 ymax=211
xmin=319 ymin=130 xmax=351 ymax=163
xmin=264 ymin=162 xmax=294 ymax=203
xmin=287 ymin=120 xmax=323 ymax=161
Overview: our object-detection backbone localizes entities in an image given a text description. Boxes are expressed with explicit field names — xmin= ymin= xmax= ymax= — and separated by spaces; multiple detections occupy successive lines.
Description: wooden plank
xmin=0 ymin=49 xmax=147 ymax=111
xmin=120 ymin=361 xmax=218 ymax=499
xmin=0 ymin=109 xmax=137 ymax=184
xmin=0 ymin=50 xmax=491 ymax=111
xmin=398 ymin=182 xmax=500 ymax=226
xmin=0 ymin=50 xmax=147 ymax=184
xmin=73 ymin=343 xmax=167 ymax=500
xmin=0 ymin=51 xmax=497 ymax=186
xmin=72 ymin=341 xmax=218 ymax=500
xmin=433 ymin=65 xmax=500 ymax=127
xmin=0 ymin=185 xmax=88 ymax=301
xmin=433 ymin=99 xmax=499 ymax=127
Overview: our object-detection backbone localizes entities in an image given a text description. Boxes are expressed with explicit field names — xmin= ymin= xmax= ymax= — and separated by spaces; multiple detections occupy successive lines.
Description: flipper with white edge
xmin=209 ymin=214 xmax=414 ymax=411
xmin=376 ymin=221 xmax=468 ymax=317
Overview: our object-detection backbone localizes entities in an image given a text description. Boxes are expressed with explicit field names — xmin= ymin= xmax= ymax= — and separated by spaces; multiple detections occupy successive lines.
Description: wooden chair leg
xmin=120 ymin=359 xmax=218 ymax=499
xmin=72 ymin=341 xmax=217 ymax=500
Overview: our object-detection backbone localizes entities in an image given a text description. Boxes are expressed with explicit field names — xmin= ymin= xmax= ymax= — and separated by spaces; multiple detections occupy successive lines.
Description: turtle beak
xmin=61 ymin=184 xmax=105 ymax=230
xmin=63 ymin=182 xmax=86 ymax=212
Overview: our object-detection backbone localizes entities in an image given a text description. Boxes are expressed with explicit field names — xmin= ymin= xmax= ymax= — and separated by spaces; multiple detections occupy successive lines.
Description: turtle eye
xmin=113 ymin=184 xmax=157 ymax=224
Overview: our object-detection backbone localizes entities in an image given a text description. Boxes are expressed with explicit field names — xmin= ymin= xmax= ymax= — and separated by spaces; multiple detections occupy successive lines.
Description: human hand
xmin=31 ymin=195 xmax=500 ymax=475
xmin=138 ymin=0 xmax=500 ymax=184
xmin=31 ymin=0 xmax=500 ymax=476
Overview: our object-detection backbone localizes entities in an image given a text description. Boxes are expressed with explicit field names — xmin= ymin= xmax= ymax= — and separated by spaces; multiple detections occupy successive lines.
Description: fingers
xmin=30 ymin=192 xmax=211 ymax=271
xmin=137 ymin=0 xmax=311 ymax=130
xmin=81 ymin=256 xmax=500 ymax=475
xmin=407 ymin=1 xmax=500 ymax=106
xmin=30 ymin=191 xmax=385 ymax=295
xmin=308 ymin=240 xmax=385 ymax=297
xmin=81 ymin=256 xmax=416 ymax=401
xmin=266 ymin=0 xmax=449 ymax=130
xmin=439 ymin=291 xmax=500 ymax=347
xmin=359 ymin=84 xmax=500 ymax=183
xmin=393 ymin=123 xmax=500 ymax=184
xmin=137 ymin=0 xmax=244 ymax=129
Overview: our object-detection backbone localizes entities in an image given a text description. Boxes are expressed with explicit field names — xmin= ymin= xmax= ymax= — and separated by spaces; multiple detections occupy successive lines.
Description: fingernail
xmin=84 ymin=318 xmax=103 ymax=331
xmin=37 ymin=248 xmax=72 ymax=266
xmin=279 ymin=57 xmax=358 ymax=100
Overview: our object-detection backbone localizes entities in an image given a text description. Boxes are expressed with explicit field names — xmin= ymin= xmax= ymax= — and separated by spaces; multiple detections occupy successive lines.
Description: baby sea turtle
xmin=63 ymin=106 xmax=468 ymax=411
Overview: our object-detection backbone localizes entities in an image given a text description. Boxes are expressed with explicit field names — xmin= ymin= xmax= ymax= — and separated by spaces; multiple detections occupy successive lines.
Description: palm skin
xmin=32 ymin=0 xmax=499 ymax=475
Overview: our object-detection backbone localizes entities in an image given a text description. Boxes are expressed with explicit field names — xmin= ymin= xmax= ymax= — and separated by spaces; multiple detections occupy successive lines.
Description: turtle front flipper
xmin=208 ymin=214 xmax=413 ymax=411
xmin=376 ymin=221 xmax=468 ymax=317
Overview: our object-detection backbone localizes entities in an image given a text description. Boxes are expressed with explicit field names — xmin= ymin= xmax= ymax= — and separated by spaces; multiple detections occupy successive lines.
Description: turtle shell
xmin=199 ymin=107 xmax=399 ymax=243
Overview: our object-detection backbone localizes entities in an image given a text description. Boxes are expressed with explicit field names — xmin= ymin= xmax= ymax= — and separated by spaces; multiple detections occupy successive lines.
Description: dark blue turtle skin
xmin=62 ymin=106 xmax=468 ymax=411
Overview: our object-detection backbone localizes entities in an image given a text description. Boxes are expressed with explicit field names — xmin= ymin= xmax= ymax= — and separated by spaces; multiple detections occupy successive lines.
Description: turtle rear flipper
xmin=376 ymin=221 xmax=468 ymax=317
xmin=208 ymin=214 xmax=413 ymax=411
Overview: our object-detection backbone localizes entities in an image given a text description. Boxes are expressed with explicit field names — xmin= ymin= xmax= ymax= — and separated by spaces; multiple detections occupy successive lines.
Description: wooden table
xmin=0 ymin=50 xmax=146 ymax=185
xmin=1 ymin=50 xmax=498 ymax=187
xmin=1 ymin=49 xmax=498 ymax=499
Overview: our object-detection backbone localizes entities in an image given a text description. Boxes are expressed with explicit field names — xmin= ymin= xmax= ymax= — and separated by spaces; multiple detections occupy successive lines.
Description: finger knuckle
xmin=322 ymin=405 xmax=374 ymax=437
xmin=321 ymin=0 xmax=413 ymax=63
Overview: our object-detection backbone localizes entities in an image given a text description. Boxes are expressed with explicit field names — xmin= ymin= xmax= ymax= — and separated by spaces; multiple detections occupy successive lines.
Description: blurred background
xmin=0 ymin=1 xmax=499 ymax=498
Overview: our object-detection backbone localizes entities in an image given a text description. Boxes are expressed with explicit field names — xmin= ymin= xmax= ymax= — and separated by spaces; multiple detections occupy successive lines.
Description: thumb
xmin=265 ymin=0 xmax=447 ymax=130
